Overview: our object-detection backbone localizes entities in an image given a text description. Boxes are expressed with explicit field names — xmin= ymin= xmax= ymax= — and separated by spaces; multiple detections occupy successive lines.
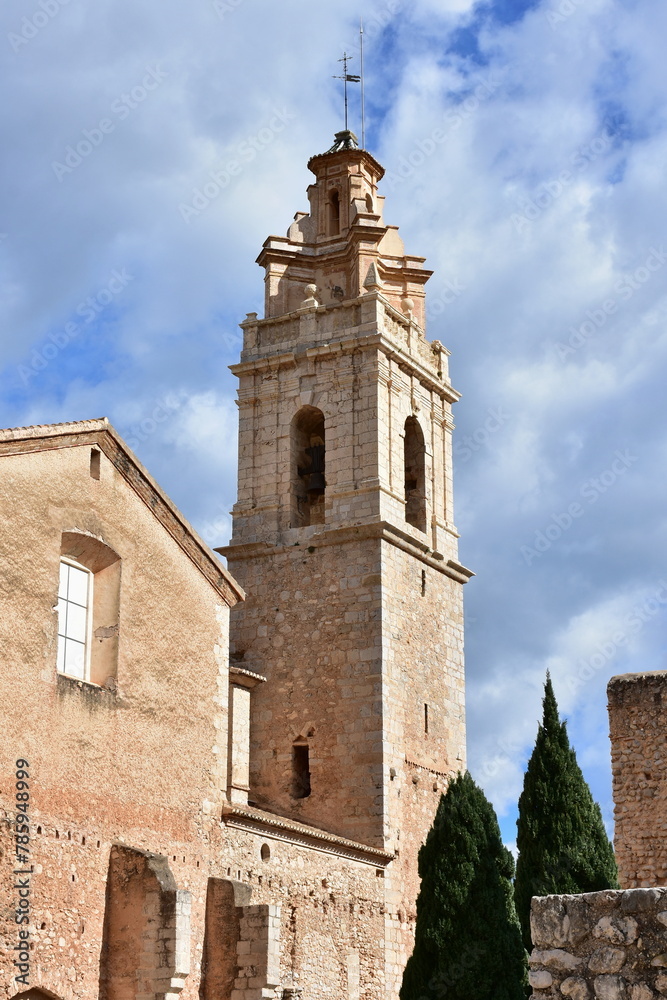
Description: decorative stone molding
xmin=221 ymin=803 xmax=394 ymax=868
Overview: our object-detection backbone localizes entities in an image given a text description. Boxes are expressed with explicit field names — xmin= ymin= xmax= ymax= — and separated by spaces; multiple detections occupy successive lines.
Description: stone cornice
xmin=221 ymin=803 xmax=394 ymax=867
xmin=231 ymin=329 xmax=459 ymax=403
xmin=0 ymin=418 xmax=244 ymax=606
xmin=229 ymin=665 xmax=267 ymax=688
xmin=218 ymin=521 xmax=474 ymax=583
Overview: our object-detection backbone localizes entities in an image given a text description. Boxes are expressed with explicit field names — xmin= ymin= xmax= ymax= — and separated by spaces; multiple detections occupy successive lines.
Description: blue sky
xmin=2 ymin=0 xmax=666 ymax=849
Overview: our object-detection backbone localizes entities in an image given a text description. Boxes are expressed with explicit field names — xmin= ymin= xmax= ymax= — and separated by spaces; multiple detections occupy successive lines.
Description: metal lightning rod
xmin=360 ymin=18 xmax=366 ymax=149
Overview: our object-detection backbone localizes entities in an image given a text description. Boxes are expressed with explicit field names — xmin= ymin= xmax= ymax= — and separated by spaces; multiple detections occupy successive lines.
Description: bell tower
xmin=219 ymin=130 xmax=472 ymax=993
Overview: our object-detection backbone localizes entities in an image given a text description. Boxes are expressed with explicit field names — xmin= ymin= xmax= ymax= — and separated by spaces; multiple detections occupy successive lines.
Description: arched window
xmin=57 ymin=532 xmax=121 ymax=687
xmin=292 ymin=738 xmax=311 ymax=799
xmin=327 ymin=189 xmax=340 ymax=235
xmin=291 ymin=406 xmax=326 ymax=528
xmin=404 ymin=416 xmax=426 ymax=533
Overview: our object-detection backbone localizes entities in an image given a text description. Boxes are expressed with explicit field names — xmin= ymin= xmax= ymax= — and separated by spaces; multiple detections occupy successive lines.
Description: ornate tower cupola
xmin=258 ymin=129 xmax=431 ymax=326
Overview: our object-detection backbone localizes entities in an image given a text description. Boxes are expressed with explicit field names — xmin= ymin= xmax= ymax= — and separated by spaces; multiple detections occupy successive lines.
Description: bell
xmin=308 ymin=472 xmax=326 ymax=494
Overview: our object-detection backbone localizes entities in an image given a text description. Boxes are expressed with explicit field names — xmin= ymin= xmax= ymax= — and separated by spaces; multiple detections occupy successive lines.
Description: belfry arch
xmin=403 ymin=416 xmax=427 ymax=533
xmin=290 ymin=406 xmax=326 ymax=528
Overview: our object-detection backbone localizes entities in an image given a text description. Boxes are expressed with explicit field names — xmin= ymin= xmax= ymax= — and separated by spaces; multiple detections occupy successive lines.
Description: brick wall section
xmin=608 ymin=672 xmax=667 ymax=888
xmin=529 ymin=887 xmax=667 ymax=1000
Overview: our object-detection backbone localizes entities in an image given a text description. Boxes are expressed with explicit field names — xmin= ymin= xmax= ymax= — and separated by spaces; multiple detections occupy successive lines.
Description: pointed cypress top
xmin=542 ymin=671 xmax=561 ymax=734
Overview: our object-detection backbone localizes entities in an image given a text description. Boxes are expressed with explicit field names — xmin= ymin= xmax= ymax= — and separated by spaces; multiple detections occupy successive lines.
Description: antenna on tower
xmin=360 ymin=18 xmax=366 ymax=149
xmin=333 ymin=52 xmax=360 ymax=133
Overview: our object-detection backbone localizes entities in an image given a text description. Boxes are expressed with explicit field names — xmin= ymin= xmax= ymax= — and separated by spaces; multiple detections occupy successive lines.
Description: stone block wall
xmin=608 ymin=672 xmax=667 ymax=888
xmin=529 ymin=888 xmax=667 ymax=1000
xmin=98 ymin=845 xmax=191 ymax=1000
xmin=234 ymin=904 xmax=281 ymax=1000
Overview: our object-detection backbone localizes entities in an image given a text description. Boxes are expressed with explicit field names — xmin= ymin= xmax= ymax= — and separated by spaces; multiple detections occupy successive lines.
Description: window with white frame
xmin=57 ymin=559 xmax=93 ymax=680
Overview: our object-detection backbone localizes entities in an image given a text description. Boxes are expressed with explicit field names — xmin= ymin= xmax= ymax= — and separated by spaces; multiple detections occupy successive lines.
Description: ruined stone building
xmin=0 ymin=132 xmax=472 ymax=1000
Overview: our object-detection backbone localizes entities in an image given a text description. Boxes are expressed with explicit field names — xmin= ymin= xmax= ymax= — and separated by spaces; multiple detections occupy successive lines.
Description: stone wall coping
xmin=608 ymin=670 xmax=667 ymax=690
xmin=533 ymin=887 xmax=667 ymax=907
xmin=0 ymin=417 xmax=245 ymax=606
xmin=221 ymin=803 xmax=395 ymax=867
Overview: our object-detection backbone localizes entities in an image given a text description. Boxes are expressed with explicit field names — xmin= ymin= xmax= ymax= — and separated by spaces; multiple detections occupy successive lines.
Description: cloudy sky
xmin=2 ymin=0 xmax=666 ymax=846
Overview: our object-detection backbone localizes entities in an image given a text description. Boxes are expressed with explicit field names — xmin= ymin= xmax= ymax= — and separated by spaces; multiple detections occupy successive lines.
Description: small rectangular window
xmin=57 ymin=560 xmax=93 ymax=680
xmin=424 ymin=703 xmax=429 ymax=735
xmin=90 ymin=448 xmax=101 ymax=480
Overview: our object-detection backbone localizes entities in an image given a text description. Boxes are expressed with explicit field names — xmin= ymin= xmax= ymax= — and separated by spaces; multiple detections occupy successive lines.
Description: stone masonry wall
xmin=608 ymin=672 xmax=667 ymax=888
xmin=529 ymin=887 xmax=667 ymax=1000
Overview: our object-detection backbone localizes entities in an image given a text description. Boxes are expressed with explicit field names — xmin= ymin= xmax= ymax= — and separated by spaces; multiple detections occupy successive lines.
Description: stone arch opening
xmin=404 ymin=416 xmax=426 ymax=532
xmin=291 ymin=737 xmax=311 ymax=799
xmin=327 ymin=189 xmax=340 ymax=235
xmin=291 ymin=406 xmax=326 ymax=528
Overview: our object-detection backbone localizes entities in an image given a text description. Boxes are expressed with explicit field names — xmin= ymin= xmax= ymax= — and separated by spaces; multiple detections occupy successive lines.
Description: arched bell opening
xmin=327 ymin=189 xmax=340 ymax=236
xmin=404 ymin=416 xmax=427 ymax=533
xmin=291 ymin=406 xmax=326 ymax=528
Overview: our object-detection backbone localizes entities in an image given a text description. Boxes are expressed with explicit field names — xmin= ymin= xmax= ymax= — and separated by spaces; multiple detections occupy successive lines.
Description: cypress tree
xmin=400 ymin=771 xmax=528 ymax=1000
xmin=514 ymin=673 xmax=619 ymax=951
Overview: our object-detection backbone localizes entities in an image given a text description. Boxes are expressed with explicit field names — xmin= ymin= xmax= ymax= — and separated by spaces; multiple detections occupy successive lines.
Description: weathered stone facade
xmin=529 ymin=888 xmax=667 ymax=1000
xmin=0 ymin=134 xmax=471 ymax=999
xmin=608 ymin=672 xmax=667 ymax=888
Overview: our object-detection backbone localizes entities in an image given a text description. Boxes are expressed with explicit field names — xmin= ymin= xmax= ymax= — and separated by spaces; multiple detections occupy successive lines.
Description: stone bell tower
xmin=219 ymin=130 xmax=472 ymax=992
